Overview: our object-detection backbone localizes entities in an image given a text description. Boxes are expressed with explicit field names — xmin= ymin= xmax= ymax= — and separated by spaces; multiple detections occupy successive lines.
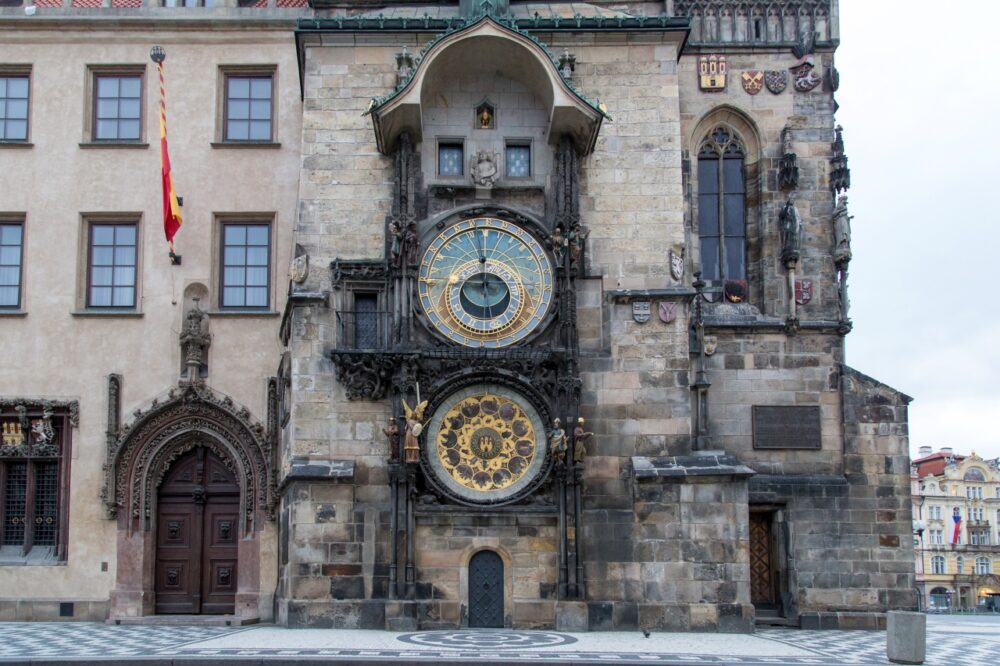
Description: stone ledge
xmin=798 ymin=611 xmax=886 ymax=631
xmin=606 ymin=287 xmax=694 ymax=303
xmin=632 ymin=454 xmax=755 ymax=482
xmin=281 ymin=458 xmax=355 ymax=487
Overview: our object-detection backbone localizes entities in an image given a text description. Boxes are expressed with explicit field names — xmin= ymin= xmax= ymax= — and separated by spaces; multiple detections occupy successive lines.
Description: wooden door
xmin=749 ymin=512 xmax=775 ymax=606
xmin=155 ymin=448 xmax=238 ymax=615
xmin=468 ymin=550 xmax=504 ymax=628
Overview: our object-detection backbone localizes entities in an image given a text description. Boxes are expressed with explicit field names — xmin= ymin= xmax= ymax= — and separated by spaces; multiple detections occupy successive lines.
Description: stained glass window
xmin=506 ymin=144 xmax=530 ymax=178
xmin=438 ymin=142 xmax=464 ymax=177
xmin=698 ymin=127 xmax=746 ymax=280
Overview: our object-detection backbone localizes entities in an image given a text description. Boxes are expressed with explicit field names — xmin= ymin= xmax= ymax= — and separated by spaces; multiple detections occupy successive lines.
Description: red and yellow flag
xmin=155 ymin=51 xmax=182 ymax=256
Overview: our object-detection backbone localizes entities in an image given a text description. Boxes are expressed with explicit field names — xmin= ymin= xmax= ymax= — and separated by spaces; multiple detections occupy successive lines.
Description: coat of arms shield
xmin=764 ymin=70 xmax=787 ymax=94
xmin=669 ymin=249 xmax=684 ymax=281
xmin=790 ymin=57 xmax=822 ymax=92
xmin=658 ymin=301 xmax=677 ymax=323
xmin=741 ymin=71 xmax=764 ymax=95
xmin=632 ymin=301 xmax=651 ymax=324
xmin=795 ymin=279 xmax=813 ymax=305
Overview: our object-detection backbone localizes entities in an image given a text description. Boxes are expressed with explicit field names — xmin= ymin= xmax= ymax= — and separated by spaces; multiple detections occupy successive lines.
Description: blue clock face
xmin=418 ymin=218 xmax=554 ymax=347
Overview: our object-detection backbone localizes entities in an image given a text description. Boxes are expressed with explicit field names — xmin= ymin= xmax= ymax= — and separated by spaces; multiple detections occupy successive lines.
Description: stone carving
xmin=830 ymin=125 xmax=851 ymax=193
xmin=567 ymin=224 xmax=589 ymax=274
xmin=779 ymin=197 xmax=802 ymax=267
xmin=658 ymin=301 xmax=677 ymax=324
xmin=778 ymin=125 xmax=799 ymax=190
xmin=698 ymin=54 xmax=726 ymax=91
xmin=107 ymin=374 xmax=122 ymax=443
xmin=2 ymin=400 xmax=75 ymax=456
xmin=832 ymin=194 xmax=852 ymax=266
xmin=1 ymin=420 xmax=24 ymax=446
xmin=572 ymin=418 xmax=592 ymax=464
xmin=677 ymin=1 xmax=832 ymax=48
xmin=826 ymin=64 xmax=840 ymax=92
xmin=402 ymin=398 xmax=428 ymax=463
xmin=764 ymin=70 xmax=787 ymax=94
xmin=741 ymin=70 xmax=763 ymax=95
xmin=558 ymin=49 xmax=576 ymax=80
xmin=703 ymin=335 xmax=718 ymax=356
xmin=669 ymin=248 xmax=684 ymax=281
xmin=388 ymin=220 xmax=404 ymax=267
xmin=549 ymin=418 xmax=567 ymax=463
xmin=30 ymin=404 xmax=55 ymax=446
xmin=790 ymin=57 xmax=821 ymax=92
xmin=290 ymin=251 xmax=309 ymax=284
xmin=179 ymin=299 xmax=211 ymax=381
xmin=331 ymin=259 xmax=389 ymax=286
xmin=330 ymin=351 xmax=395 ymax=400
xmin=403 ymin=221 xmax=420 ymax=266
xmin=549 ymin=226 xmax=566 ymax=266
xmin=470 ymin=150 xmax=499 ymax=187
xmin=795 ymin=279 xmax=813 ymax=305
xmin=632 ymin=301 xmax=651 ymax=323
xmin=383 ymin=418 xmax=401 ymax=461
xmin=394 ymin=46 xmax=414 ymax=85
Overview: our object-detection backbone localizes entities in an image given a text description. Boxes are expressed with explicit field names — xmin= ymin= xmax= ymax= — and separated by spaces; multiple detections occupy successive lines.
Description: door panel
xmin=200 ymin=500 xmax=239 ymax=614
xmin=468 ymin=550 xmax=504 ymax=628
xmin=154 ymin=503 xmax=202 ymax=613
xmin=749 ymin=512 xmax=775 ymax=606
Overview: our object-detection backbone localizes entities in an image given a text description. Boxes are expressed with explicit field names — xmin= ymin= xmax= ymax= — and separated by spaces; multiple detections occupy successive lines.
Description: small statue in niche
xmin=549 ymin=418 xmax=567 ymax=463
xmin=779 ymin=197 xmax=802 ymax=267
xmin=778 ymin=125 xmax=799 ymax=190
xmin=832 ymin=194 xmax=852 ymax=266
xmin=568 ymin=224 xmax=590 ymax=271
xmin=470 ymin=150 xmax=499 ymax=188
xmin=402 ymin=398 xmax=428 ymax=463
xmin=394 ymin=46 xmax=414 ymax=86
xmin=383 ymin=418 xmax=401 ymax=461
xmin=402 ymin=221 xmax=419 ymax=266
xmin=573 ymin=417 xmax=593 ymax=464
xmin=180 ymin=298 xmax=211 ymax=378
xmin=476 ymin=102 xmax=495 ymax=130
xmin=549 ymin=226 xmax=567 ymax=266
xmin=388 ymin=220 xmax=405 ymax=267
xmin=558 ymin=49 xmax=576 ymax=80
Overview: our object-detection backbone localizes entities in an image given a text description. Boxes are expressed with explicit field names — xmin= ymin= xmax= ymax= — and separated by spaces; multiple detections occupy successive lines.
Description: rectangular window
xmin=220 ymin=223 xmax=270 ymax=309
xmin=0 ymin=223 xmax=23 ymax=308
xmin=505 ymin=143 xmax=531 ymax=178
xmin=353 ymin=293 xmax=379 ymax=349
xmin=94 ymin=74 xmax=142 ymax=141
xmin=0 ymin=75 xmax=29 ymax=141
xmin=87 ymin=223 xmax=137 ymax=308
xmin=438 ymin=142 xmax=464 ymax=177
xmin=224 ymin=74 xmax=272 ymax=142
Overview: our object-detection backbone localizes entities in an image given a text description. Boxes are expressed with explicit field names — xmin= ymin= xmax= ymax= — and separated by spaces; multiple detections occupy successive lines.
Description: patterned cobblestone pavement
xmin=0 ymin=616 xmax=995 ymax=664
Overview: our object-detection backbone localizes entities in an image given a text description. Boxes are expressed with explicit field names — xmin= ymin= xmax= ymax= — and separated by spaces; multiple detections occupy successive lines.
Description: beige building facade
xmin=1 ymin=0 xmax=917 ymax=632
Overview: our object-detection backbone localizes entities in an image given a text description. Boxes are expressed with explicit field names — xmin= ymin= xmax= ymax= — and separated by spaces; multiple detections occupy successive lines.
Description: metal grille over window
xmin=3 ymin=462 xmax=27 ymax=545
xmin=698 ymin=127 xmax=746 ymax=281
xmin=353 ymin=295 xmax=379 ymax=349
xmin=222 ymin=223 xmax=270 ymax=308
xmin=0 ymin=76 xmax=29 ymax=141
xmin=88 ymin=224 xmax=137 ymax=308
xmin=0 ymin=224 xmax=23 ymax=308
xmin=32 ymin=462 xmax=58 ymax=546
xmin=506 ymin=145 xmax=530 ymax=178
xmin=95 ymin=76 xmax=141 ymax=141
xmin=438 ymin=143 xmax=464 ymax=177
xmin=225 ymin=75 xmax=272 ymax=141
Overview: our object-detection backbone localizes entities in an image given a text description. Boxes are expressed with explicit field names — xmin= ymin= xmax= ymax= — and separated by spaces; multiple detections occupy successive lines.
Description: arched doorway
xmin=468 ymin=550 xmax=504 ymax=628
xmin=154 ymin=447 xmax=239 ymax=614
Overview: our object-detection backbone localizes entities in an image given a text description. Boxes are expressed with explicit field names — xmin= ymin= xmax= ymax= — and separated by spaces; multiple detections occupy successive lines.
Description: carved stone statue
xmin=549 ymin=418 xmax=567 ymax=462
xmin=402 ymin=221 xmax=419 ymax=266
xmin=779 ymin=125 xmax=799 ymax=190
xmin=573 ymin=417 xmax=593 ymax=464
xmin=31 ymin=404 xmax=55 ymax=446
xmin=180 ymin=298 xmax=211 ymax=380
xmin=779 ymin=197 xmax=802 ymax=267
xmin=402 ymin=398 xmax=428 ymax=462
xmin=470 ymin=150 xmax=498 ymax=188
xmin=290 ymin=252 xmax=309 ymax=284
xmin=388 ymin=220 xmax=404 ymax=267
xmin=832 ymin=194 xmax=852 ymax=266
xmin=550 ymin=226 xmax=566 ymax=266
xmin=383 ymin=418 xmax=401 ymax=461
xmin=568 ymin=224 xmax=589 ymax=271
xmin=558 ymin=49 xmax=576 ymax=80
xmin=394 ymin=46 xmax=414 ymax=85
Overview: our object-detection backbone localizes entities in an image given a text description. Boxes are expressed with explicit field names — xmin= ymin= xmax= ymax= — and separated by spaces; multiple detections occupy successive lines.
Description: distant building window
xmin=94 ymin=75 xmax=142 ymax=141
xmin=0 ymin=75 xmax=29 ymax=141
xmin=931 ymin=556 xmax=945 ymax=575
xmin=0 ymin=223 xmax=22 ymax=308
xmin=162 ymin=0 xmax=215 ymax=6
xmin=505 ymin=143 xmax=530 ymax=178
xmin=929 ymin=506 xmax=941 ymax=520
xmin=697 ymin=126 xmax=746 ymax=280
xmin=976 ymin=557 xmax=991 ymax=575
xmin=220 ymin=223 xmax=270 ymax=309
xmin=224 ymin=74 xmax=272 ymax=141
xmin=964 ymin=468 xmax=986 ymax=482
xmin=956 ymin=557 xmax=964 ymax=574
xmin=929 ymin=529 xmax=943 ymax=545
xmin=438 ymin=142 xmax=464 ymax=177
xmin=87 ymin=223 xmax=137 ymax=308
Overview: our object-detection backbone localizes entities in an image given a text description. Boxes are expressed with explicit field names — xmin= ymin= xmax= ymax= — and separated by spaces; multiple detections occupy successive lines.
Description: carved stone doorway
xmin=468 ymin=550 xmax=504 ymax=628
xmin=154 ymin=447 xmax=239 ymax=614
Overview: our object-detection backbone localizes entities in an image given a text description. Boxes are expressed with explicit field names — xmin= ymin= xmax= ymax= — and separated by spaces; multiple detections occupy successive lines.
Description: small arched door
xmin=468 ymin=550 xmax=504 ymax=628
xmin=154 ymin=447 xmax=239 ymax=614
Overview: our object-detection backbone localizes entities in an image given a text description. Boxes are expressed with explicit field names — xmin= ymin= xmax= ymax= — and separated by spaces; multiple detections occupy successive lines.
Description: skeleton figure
xmin=550 ymin=226 xmax=566 ymax=266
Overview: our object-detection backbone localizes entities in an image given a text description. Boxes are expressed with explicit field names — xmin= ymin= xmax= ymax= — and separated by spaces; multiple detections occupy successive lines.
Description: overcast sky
xmin=835 ymin=1 xmax=1000 ymax=461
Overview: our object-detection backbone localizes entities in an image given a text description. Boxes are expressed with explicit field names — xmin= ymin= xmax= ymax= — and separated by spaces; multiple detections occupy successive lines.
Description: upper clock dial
xmin=418 ymin=217 xmax=554 ymax=347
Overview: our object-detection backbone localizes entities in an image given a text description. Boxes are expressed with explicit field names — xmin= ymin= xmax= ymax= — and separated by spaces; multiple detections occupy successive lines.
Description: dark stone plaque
xmin=752 ymin=406 xmax=821 ymax=450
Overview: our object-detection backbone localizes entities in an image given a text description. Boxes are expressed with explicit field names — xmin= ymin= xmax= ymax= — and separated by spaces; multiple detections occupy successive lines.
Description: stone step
xmin=109 ymin=615 xmax=259 ymax=627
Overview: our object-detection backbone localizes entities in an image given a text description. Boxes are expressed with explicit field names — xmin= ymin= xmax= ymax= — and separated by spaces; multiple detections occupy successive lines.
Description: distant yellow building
xmin=912 ymin=447 xmax=1000 ymax=610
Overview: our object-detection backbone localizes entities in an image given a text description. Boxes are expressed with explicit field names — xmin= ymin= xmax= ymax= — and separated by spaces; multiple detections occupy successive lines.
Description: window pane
xmin=3 ymin=462 xmax=27 ymax=545
xmin=6 ymin=99 xmax=27 ymax=119
xmin=698 ymin=158 xmax=719 ymax=194
xmin=224 ymin=246 xmax=246 ymax=266
xmin=8 ymin=77 xmax=29 ymax=98
xmin=723 ymin=157 xmax=744 ymax=193
xmin=245 ymin=287 xmax=267 ymax=307
xmin=119 ymin=77 xmax=141 ymax=98
xmin=114 ymin=266 xmax=135 ymax=287
xmin=226 ymin=121 xmax=248 ymax=141
xmin=250 ymin=77 xmax=271 ymax=98
xmin=120 ymin=99 xmax=140 ymax=119
xmin=246 ymin=267 xmax=267 ymax=286
xmin=91 ymin=267 xmax=113 ymax=286
xmin=95 ymin=120 xmax=118 ymax=139
xmin=248 ymin=121 xmax=271 ymax=141
xmin=90 ymin=286 xmax=112 ymax=306
xmin=114 ymin=246 xmax=135 ymax=266
xmin=723 ymin=194 xmax=745 ymax=237
xmin=224 ymin=266 xmax=246 ymax=287
xmin=246 ymin=226 xmax=269 ymax=245
xmin=0 ymin=286 xmax=18 ymax=306
xmin=228 ymin=100 xmax=250 ymax=120
xmin=96 ymin=77 xmax=119 ymax=97
xmin=96 ymin=99 xmax=118 ymax=119
xmin=249 ymin=100 xmax=271 ymax=120
xmin=32 ymin=462 xmax=59 ymax=547
xmin=438 ymin=144 xmax=463 ymax=176
xmin=2 ymin=225 xmax=22 ymax=244
xmin=699 ymin=237 xmax=720 ymax=280
xmin=246 ymin=246 xmax=268 ymax=266
xmin=223 ymin=287 xmax=244 ymax=307
xmin=697 ymin=195 xmax=719 ymax=235
xmin=116 ymin=225 xmax=136 ymax=245
xmin=92 ymin=226 xmax=115 ymax=244
xmin=228 ymin=77 xmax=249 ymax=98
xmin=92 ymin=247 xmax=113 ymax=266
xmin=112 ymin=286 xmax=134 ymax=307
xmin=0 ymin=267 xmax=19 ymax=286
xmin=506 ymin=145 xmax=530 ymax=178
xmin=118 ymin=120 xmax=140 ymax=140
xmin=725 ymin=237 xmax=745 ymax=280
xmin=5 ymin=120 xmax=27 ymax=140
xmin=224 ymin=225 xmax=246 ymax=245
xmin=0 ymin=246 xmax=20 ymax=265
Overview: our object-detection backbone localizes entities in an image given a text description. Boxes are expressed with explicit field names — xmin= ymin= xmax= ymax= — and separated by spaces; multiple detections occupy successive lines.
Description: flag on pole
xmin=950 ymin=512 xmax=962 ymax=545
xmin=151 ymin=46 xmax=182 ymax=262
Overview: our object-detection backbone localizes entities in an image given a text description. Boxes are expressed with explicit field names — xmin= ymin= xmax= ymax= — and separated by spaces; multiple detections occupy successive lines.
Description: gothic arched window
xmin=698 ymin=126 xmax=746 ymax=280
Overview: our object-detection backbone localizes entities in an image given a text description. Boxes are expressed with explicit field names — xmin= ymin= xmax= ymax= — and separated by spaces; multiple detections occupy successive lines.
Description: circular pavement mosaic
xmin=397 ymin=630 xmax=577 ymax=650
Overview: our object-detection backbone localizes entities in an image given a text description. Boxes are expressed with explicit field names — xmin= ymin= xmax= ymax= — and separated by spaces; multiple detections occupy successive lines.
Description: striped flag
xmin=950 ymin=513 xmax=962 ymax=545
xmin=152 ymin=46 xmax=182 ymax=260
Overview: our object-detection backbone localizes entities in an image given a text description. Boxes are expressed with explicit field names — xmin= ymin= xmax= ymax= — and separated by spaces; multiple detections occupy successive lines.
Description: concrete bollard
xmin=886 ymin=610 xmax=926 ymax=665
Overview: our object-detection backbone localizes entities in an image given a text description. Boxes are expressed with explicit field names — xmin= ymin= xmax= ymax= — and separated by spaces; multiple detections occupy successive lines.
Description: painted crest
xmin=658 ymin=301 xmax=677 ymax=324
xmin=703 ymin=336 xmax=718 ymax=356
xmin=698 ymin=54 xmax=727 ymax=91
xmin=724 ymin=279 xmax=748 ymax=304
xmin=741 ymin=71 xmax=764 ymax=95
xmin=795 ymin=279 xmax=813 ymax=305
xmin=764 ymin=70 xmax=787 ymax=94
xmin=669 ymin=249 xmax=684 ymax=281
xmin=632 ymin=301 xmax=651 ymax=324
xmin=790 ymin=57 xmax=822 ymax=92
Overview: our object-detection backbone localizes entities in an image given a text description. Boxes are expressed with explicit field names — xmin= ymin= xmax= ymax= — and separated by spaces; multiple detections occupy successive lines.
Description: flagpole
xmin=151 ymin=45 xmax=183 ymax=265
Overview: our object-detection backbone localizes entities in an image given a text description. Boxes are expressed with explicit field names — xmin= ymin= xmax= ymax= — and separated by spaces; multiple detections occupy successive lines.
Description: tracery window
xmin=697 ymin=126 xmax=746 ymax=281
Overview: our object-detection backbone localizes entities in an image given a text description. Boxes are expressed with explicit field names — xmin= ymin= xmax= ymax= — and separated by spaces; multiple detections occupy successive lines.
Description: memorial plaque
xmin=752 ymin=406 xmax=821 ymax=450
